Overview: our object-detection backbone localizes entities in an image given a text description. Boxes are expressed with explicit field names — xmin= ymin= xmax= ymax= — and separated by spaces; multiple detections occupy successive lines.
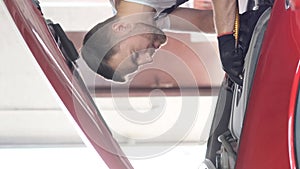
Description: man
xmin=81 ymin=0 xmax=243 ymax=84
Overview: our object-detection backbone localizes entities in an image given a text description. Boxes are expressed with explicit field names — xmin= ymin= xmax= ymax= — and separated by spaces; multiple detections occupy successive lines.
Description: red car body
xmin=236 ymin=0 xmax=300 ymax=168
xmin=3 ymin=0 xmax=133 ymax=168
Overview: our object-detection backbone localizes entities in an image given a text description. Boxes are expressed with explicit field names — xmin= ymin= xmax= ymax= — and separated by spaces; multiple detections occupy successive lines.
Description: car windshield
xmin=75 ymin=6 xmax=221 ymax=166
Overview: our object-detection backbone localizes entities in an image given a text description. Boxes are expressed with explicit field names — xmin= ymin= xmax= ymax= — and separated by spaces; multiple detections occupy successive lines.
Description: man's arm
xmin=168 ymin=0 xmax=236 ymax=34
xmin=211 ymin=0 xmax=236 ymax=35
xmin=169 ymin=8 xmax=215 ymax=33
xmin=212 ymin=0 xmax=244 ymax=85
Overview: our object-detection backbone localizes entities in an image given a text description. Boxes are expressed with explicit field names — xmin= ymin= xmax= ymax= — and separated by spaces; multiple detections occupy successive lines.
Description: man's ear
xmin=111 ymin=22 xmax=132 ymax=33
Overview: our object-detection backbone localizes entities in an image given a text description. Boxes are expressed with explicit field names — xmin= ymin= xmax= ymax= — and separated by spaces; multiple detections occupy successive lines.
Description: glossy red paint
xmin=288 ymin=61 xmax=300 ymax=169
xmin=236 ymin=0 xmax=300 ymax=168
xmin=291 ymin=0 xmax=300 ymax=10
xmin=4 ymin=0 xmax=133 ymax=168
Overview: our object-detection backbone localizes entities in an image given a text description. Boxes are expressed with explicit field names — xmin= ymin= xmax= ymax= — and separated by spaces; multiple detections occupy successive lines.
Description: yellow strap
xmin=234 ymin=7 xmax=239 ymax=47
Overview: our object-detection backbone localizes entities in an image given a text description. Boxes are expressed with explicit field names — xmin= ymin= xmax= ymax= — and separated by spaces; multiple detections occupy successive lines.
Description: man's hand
xmin=218 ymin=34 xmax=244 ymax=86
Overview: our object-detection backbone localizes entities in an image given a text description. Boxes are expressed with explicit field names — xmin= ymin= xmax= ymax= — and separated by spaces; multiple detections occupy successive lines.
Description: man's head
xmin=81 ymin=15 xmax=167 ymax=82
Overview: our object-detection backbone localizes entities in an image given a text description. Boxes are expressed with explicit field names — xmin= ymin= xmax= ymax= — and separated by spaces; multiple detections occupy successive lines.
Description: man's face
xmin=108 ymin=22 xmax=167 ymax=81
